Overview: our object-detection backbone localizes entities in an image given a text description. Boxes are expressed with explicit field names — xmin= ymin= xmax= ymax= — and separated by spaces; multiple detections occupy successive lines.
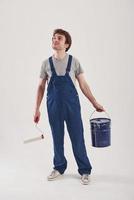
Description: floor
xmin=0 ymin=138 xmax=134 ymax=200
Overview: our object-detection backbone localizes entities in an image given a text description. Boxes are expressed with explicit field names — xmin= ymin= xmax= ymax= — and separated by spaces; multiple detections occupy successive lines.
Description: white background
xmin=0 ymin=0 xmax=134 ymax=199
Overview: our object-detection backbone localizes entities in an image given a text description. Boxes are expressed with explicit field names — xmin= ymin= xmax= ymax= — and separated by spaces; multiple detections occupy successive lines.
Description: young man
xmin=34 ymin=29 xmax=105 ymax=185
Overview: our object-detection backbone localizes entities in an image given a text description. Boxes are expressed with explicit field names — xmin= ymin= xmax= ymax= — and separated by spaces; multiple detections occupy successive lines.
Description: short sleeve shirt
xmin=39 ymin=53 xmax=84 ymax=87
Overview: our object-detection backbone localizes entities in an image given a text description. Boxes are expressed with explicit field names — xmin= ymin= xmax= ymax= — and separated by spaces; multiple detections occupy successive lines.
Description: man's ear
xmin=65 ymin=43 xmax=69 ymax=49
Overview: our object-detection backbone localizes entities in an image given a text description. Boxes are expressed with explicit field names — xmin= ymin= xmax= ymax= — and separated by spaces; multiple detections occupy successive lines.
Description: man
xmin=34 ymin=29 xmax=105 ymax=185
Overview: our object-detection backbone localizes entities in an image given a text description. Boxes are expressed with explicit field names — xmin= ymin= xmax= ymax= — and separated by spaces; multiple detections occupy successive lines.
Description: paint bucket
xmin=90 ymin=110 xmax=111 ymax=147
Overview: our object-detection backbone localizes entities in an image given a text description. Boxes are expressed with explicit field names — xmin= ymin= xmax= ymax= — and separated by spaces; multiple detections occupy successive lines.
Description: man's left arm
xmin=76 ymin=73 xmax=105 ymax=112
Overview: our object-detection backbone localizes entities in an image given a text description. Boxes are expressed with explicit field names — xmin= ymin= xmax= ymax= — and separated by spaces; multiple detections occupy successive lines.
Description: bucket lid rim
xmin=90 ymin=117 xmax=111 ymax=121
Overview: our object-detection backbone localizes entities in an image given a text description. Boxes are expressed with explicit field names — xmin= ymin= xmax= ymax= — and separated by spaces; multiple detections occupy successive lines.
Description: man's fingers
xmin=34 ymin=116 xmax=39 ymax=123
xmin=96 ymin=108 xmax=105 ymax=112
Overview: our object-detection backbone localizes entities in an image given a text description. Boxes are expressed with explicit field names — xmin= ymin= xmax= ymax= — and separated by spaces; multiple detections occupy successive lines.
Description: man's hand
xmin=92 ymin=100 xmax=105 ymax=112
xmin=34 ymin=110 xmax=41 ymax=123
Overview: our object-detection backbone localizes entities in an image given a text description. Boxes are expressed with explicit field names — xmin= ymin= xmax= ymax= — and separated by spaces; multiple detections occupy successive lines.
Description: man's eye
xmin=52 ymin=36 xmax=62 ymax=40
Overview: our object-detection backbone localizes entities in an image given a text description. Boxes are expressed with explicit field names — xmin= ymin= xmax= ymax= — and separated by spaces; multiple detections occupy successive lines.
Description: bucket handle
xmin=89 ymin=109 xmax=111 ymax=120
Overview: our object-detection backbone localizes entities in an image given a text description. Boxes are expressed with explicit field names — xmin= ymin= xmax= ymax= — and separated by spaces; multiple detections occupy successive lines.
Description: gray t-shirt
xmin=39 ymin=53 xmax=84 ymax=87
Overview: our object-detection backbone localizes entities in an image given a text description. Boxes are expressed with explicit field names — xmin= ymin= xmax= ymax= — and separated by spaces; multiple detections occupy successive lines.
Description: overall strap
xmin=66 ymin=55 xmax=73 ymax=73
xmin=48 ymin=56 xmax=56 ymax=75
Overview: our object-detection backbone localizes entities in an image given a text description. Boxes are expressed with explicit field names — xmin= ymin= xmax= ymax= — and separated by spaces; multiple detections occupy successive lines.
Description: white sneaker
xmin=81 ymin=174 xmax=90 ymax=185
xmin=47 ymin=169 xmax=62 ymax=181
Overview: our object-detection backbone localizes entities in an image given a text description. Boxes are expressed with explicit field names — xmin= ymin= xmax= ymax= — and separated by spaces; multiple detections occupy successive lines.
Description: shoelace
xmin=50 ymin=170 xmax=55 ymax=175
xmin=82 ymin=174 xmax=89 ymax=180
xmin=50 ymin=170 xmax=57 ymax=176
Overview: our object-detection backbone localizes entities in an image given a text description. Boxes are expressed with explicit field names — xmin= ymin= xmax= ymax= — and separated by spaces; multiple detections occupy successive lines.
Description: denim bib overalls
xmin=46 ymin=54 xmax=92 ymax=175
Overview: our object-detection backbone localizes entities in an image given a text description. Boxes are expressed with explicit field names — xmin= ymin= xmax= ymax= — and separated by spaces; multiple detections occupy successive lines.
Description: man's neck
xmin=53 ymin=51 xmax=67 ymax=60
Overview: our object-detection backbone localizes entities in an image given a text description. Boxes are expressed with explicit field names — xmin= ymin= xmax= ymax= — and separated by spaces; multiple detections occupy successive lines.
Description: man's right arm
xmin=34 ymin=78 xmax=47 ymax=123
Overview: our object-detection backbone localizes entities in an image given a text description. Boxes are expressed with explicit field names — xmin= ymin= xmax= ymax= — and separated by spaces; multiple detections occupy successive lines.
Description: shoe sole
xmin=81 ymin=181 xmax=89 ymax=185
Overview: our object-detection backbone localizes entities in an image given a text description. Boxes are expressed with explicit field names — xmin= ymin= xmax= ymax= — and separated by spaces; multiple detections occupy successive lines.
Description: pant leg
xmin=47 ymin=101 xmax=67 ymax=174
xmin=65 ymin=104 xmax=92 ymax=175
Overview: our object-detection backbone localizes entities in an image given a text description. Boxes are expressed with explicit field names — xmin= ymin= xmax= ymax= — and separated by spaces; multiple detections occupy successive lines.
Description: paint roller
xmin=23 ymin=123 xmax=45 ymax=144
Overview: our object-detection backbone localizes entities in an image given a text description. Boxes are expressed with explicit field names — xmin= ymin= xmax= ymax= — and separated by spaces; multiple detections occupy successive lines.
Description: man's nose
xmin=53 ymin=39 xmax=59 ymax=44
xmin=54 ymin=38 xmax=58 ymax=42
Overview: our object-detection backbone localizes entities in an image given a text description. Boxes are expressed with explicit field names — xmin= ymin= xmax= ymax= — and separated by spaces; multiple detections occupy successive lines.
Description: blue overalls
xmin=46 ymin=54 xmax=92 ymax=175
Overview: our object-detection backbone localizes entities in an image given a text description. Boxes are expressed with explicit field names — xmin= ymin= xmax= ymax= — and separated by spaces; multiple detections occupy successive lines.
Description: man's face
xmin=52 ymin=33 xmax=69 ymax=51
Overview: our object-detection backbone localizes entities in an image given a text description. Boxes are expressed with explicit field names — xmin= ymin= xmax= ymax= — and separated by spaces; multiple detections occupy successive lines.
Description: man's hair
xmin=53 ymin=28 xmax=72 ymax=52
